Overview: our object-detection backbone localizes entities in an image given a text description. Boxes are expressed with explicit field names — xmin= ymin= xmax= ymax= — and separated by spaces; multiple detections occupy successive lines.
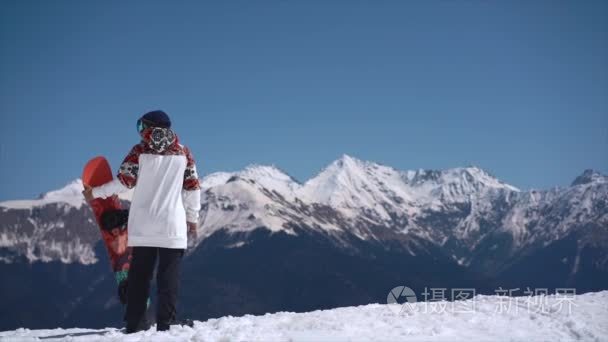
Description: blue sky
xmin=1 ymin=1 xmax=606 ymax=200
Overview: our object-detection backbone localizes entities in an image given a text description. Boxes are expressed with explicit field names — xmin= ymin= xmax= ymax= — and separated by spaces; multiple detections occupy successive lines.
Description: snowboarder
xmin=82 ymin=110 xmax=201 ymax=333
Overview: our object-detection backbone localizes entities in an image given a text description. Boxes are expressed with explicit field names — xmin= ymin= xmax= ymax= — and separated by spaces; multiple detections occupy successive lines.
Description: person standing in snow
xmin=82 ymin=110 xmax=201 ymax=333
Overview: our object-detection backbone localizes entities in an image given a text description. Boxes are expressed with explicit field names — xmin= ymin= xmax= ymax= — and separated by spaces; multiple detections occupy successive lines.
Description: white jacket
xmin=92 ymin=127 xmax=201 ymax=249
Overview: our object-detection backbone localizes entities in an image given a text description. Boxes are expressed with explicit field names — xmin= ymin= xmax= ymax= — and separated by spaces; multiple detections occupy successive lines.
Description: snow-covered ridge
xmin=571 ymin=169 xmax=607 ymax=186
xmin=4 ymin=154 xmax=597 ymax=211
xmin=202 ymin=155 xmax=523 ymax=207
xmin=0 ymin=180 xmax=87 ymax=210
xmin=1 ymin=155 xmax=606 ymax=266
xmin=197 ymin=155 xmax=607 ymax=257
xmin=202 ymin=164 xmax=301 ymax=199
xmin=2 ymin=290 xmax=606 ymax=341
xmin=0 ymin=179 xmax=133 ymax=210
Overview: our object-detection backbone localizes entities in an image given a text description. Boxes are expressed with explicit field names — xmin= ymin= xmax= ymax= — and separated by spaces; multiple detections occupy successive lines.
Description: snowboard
xmin=82 ymin=156 xmax=131 ymax=286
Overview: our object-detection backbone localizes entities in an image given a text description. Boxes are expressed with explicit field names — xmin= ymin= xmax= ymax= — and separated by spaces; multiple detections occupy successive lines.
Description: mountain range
xmin=1 ymin=155 xmax=606 ymax=330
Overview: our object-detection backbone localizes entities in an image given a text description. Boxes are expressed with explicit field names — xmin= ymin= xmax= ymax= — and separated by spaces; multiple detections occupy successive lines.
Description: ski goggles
xmin=136 ymin=118 xmax=149 ymax=134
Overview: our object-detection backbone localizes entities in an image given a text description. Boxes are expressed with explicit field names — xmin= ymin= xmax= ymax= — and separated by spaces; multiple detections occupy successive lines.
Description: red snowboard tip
xmin=83 ymin=156 xmax=113 ymax=187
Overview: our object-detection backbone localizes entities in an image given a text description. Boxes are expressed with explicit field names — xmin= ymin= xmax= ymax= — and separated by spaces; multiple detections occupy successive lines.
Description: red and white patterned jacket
xmin=92 ymin=127 xmax=201 ymax=249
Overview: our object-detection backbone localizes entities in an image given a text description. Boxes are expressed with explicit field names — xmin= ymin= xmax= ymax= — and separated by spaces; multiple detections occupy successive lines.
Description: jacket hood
xmin=141 ymin=127 xmax=179 ymax=153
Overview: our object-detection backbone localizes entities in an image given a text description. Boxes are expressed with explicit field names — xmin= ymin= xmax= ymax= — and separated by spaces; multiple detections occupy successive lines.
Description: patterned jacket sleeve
xmin=117 ymin=144 xmax=144 ymax=189
xmin=182 ymin=146 xmax=201 ymax=223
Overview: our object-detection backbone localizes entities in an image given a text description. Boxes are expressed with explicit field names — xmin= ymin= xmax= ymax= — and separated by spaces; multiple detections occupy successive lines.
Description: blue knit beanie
xmin=142 ymin=110 xmax=171 ymax=128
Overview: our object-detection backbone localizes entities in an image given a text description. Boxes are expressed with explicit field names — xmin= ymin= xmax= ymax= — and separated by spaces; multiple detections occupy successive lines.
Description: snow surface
xmin=2 ymin=290 xmax=607 ymax=341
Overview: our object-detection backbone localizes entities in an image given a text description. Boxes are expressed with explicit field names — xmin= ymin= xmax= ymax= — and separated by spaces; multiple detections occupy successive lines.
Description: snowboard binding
xmin=100 ymin=209 xmax=129 ymax=232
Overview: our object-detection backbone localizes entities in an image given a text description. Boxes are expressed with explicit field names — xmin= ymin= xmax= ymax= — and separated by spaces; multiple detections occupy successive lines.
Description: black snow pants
xmin=125 ymin=246 xmax=184 ymax=332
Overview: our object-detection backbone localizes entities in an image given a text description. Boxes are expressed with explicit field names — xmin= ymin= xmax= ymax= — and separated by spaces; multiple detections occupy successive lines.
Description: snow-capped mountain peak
xmin=200 ymin=164 xmax=300 ymax=197
xmin=200 ymin=172 xmax=234 ymax=189
xmin=0 ymin=177 xmax=135 ymax=210
xmin=303 ymin=154 xmax=371 ymax=188
xmin=571 ymin=169 xmax=606 ymax=186
xmin=0 ymin=179 xmax=87 ymax=209
xmin=39 ymin=179 xmax=84 ymax=200
xmin=435 ymin=167 xmax=519 ymax=198
xmin=240 ymin=164 xmax=298 ymax=182
xmin=239 ymin=164 xmax=301 ymax=195
xmin=298 ymin=154 xmax=403 ymax=211
xmin=408 ymin=166 xmax=519 ymax=193
xmin=334 ymin=154 xmax=365 ymax=168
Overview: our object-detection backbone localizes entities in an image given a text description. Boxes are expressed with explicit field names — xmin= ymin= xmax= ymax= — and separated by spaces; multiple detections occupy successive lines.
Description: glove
xmin=118 ymin=279 xmax=128 ymax=305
